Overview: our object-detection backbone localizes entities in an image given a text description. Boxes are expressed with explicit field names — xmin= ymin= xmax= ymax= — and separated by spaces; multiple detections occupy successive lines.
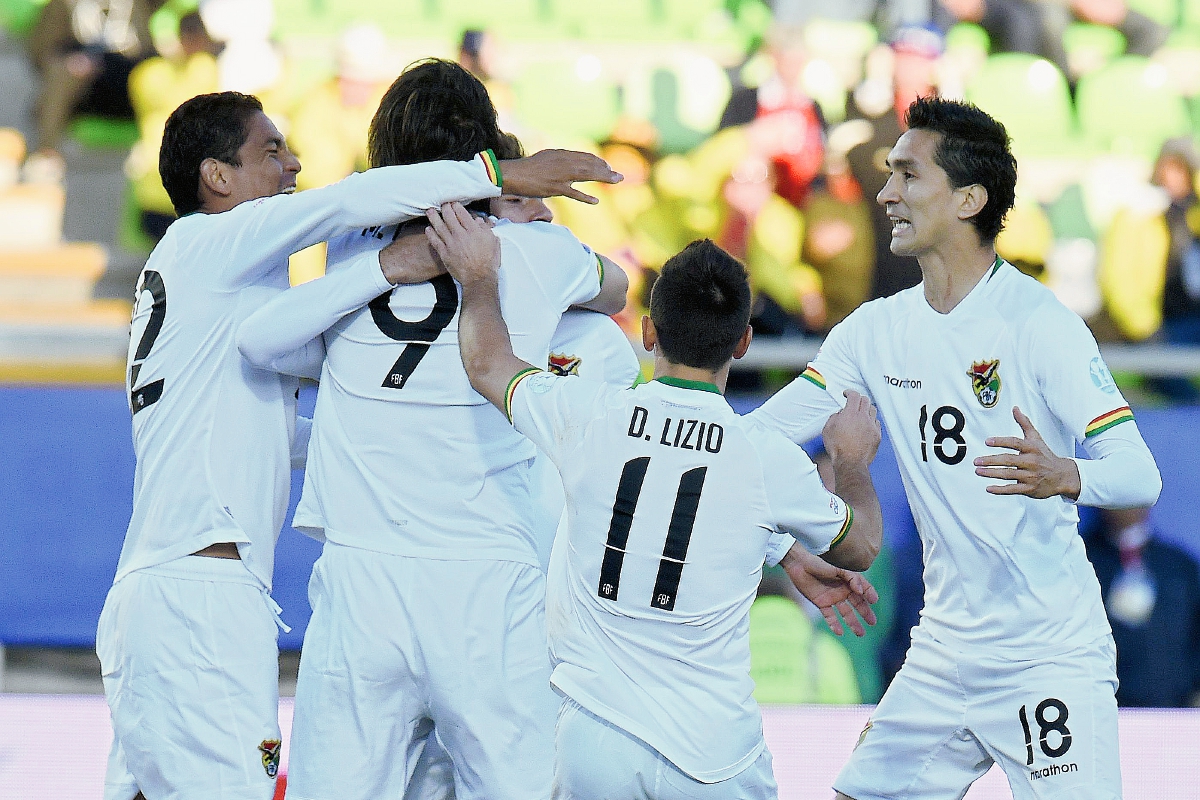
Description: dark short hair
xmin=368 ymin=58 xmax=502 ymax=168
xmin=904 ymin=96 xmax=1017 ymax=242
xmin=159 ymin=92 xmax=263 ymax=215
xmin=650 ymin=239 xmax=751 ymax=371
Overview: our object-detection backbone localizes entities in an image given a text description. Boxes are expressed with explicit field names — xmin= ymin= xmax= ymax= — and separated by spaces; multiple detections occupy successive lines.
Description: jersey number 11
xmin=597 ymin=457 xmax=707 ymax=611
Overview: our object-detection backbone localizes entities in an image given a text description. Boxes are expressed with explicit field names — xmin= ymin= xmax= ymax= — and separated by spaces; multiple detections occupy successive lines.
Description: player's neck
xmin=918 ymin=242 xmax=997 ymax=315
xmin=652 ymin=357 xmax=729 ymax=395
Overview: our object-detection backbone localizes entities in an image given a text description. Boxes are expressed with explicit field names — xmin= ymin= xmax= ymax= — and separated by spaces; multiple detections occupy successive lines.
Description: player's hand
xmin=974 ymin=406 xmax=1081 ymax=500
xmin=779 ymin=545 xmax=878 ymax=636
xmin=822 ymin=390 xmax=881 ymax=468
xmin=501 ymin=149 xmax=623 ymax=205
xmin=424 ymin=202 xmax=500 ymax=287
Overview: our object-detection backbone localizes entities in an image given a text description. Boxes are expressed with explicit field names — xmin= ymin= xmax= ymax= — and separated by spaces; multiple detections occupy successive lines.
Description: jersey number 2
xmin=369 ymin=273 xmax=459 ymax=390
xmin=129 ymin=270 xmax=166 ymax=414
xmin=597 ymin=457 xmax=707 ymax=611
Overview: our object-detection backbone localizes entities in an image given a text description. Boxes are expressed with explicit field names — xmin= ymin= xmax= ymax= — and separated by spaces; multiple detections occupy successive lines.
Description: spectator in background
xmin=25 ymin=0 xmax=165 ymax=180
xmin=1085 ymin=507 xmax=1200 ymax=707
xmin=127 ymin=11 xmax=220 ymax=241
xmin=719 ymin=26 xmax=826 ymax=209
xmin=835 ymin=26 xmax=941 ymax=299
xmin=458 ymin=28 xmax=515 ymax=130
xmin=1100 ymin=138 xmax=1200 ymax=401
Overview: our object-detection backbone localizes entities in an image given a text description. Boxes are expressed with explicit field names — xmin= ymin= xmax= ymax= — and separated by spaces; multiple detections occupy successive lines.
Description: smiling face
xmin=877 ymin=128 xmax=972 ymax=258
xmin=219 ymin=112 xmax=300 ymax=207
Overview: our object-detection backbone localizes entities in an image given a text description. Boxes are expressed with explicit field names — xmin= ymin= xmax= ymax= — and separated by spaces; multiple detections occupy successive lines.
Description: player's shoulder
xmin=494 ymin=219 xmax=582 ymax=248
xmin=993 ymin=263 xmax=1089 ymax=338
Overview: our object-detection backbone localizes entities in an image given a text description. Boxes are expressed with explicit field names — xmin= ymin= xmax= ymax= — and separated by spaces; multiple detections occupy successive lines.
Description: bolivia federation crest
xmin=968 ymin=359 xmax=1001 ymax=408
xmin=258 ymin=739 xmax=282 ymax=778
xmin=548 ymin=352 xmax=581 ymax=377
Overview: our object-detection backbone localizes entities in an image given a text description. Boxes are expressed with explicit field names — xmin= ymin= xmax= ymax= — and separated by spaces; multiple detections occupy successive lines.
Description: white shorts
xmin=96 ymin=555 xmax=283 ymax=800
xmin=835 ymin=627 xmax=1121 ymax=800
xmin=553 ymin=698 xmax=778 ymax=800
xmin=286 ymin=543 xmax=559 ymax=800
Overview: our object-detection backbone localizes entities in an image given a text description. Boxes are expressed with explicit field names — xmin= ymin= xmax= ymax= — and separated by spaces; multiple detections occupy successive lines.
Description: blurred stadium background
xmin=1 ymin=0 xmax=1200 ymax=797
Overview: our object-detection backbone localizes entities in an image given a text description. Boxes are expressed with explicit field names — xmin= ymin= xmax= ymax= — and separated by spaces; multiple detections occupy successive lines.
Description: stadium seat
xmin=1127 ymin=0 xmax=1182 ymax=27
xmin=511 ymin=57 xmax=620 ymax=142
xmin=966 ymin=53 xmax=1076 ymax=158
xmin=0 ymin=0 xmax=43 ymax=37
xmin=945 ymin=21 xmax=990 ymax=56
xmin=1076 ymin=55 xmax=1191 ymax=161
xmin=1062 ymin=22 xmax=1126 ymax=78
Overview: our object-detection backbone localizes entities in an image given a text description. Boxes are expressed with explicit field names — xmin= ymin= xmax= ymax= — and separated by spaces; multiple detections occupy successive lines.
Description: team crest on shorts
xmin=967 ymin=359 xmax=1002 ymax=408
xmin=258 ymin=739 xmax=282 ymax=778
xmin=548 ymin=352 xmax=581 ymax=376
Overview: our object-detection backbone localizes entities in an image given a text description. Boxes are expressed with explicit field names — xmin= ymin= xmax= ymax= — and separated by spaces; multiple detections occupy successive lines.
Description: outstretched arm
xmin=424 ymin=203 xmax=536 ymax=414
xmin=502 ymin=149 xmax=622 ymax=205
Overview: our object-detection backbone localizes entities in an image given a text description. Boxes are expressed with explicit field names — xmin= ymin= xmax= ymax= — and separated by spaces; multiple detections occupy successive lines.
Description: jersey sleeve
xmin=764 ymin=531 xmax=795 ymax=568
xmin=505 ymin=222 xmax=602 ymax=313
xmin=237 ymin=249 xmax=393 ymax=376
xmin=507 ymin=370 xmax=610 ymax=467
xmin=204 ymin=155 xmax=501 ymax=289
xmin=1030 ymin=305 xmax=1162 ymax=507
xmin=757 ymin=432 xmax=855 ymax=555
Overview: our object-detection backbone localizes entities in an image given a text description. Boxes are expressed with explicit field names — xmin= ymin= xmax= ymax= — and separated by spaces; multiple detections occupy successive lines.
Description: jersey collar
xmin=654 ymin=376 xmax=721 ymax=394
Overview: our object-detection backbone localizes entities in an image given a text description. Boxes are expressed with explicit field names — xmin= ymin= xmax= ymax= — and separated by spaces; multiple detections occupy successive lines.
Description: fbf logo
xmin=968 ymin=359 xmax=1001 ymax=408
xmin=548 ymin=352 xmax=581 ymax=376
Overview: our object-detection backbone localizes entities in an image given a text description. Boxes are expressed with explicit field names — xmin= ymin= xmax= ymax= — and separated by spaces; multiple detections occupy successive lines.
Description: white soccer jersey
xmin=117 ymin=156 xmax=501 ymax=588
xmin=750 ymin=260 xmax=1161 ymax=655
xmin=284 ymin=221 xmax=602 ymax=564
xmin=510 ymin=375 xmax=852 ymax=782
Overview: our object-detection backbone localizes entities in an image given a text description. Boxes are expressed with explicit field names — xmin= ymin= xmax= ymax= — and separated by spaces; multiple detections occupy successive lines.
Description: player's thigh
xmin=97 ymin=568 xmax=281 ymax=800
xmin=287 ymin=546 xmax=431 ymax=800
xmin=970 ymin=637 xmax=1121 ymax=800
xmin=552 ymin=698 xmax=658 ymax=800
xmin=426 ymin=559 xmax=558 ymax=800
xmin=834 ymin=632 xmax=993 ymax=800
xmin=403 ymin=729 xmax=457 ymax=800
xmin=554 ymin=700 xmax=777 ymax=800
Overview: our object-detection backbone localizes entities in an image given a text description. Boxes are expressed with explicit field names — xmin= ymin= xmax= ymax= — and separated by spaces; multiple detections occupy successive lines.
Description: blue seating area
xmin=3 ymin=384 xmax=1198 ymax=650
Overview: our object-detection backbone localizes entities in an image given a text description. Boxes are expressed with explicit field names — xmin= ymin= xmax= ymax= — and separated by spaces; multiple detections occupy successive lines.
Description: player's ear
xmin=732 ymin=324 xmax=753 ymax=360
xmin=640 ymin=315 xmax=656 ymax=353
xmin=199 ymin=157 xmax=232 ymax=199
xmin=956 ymin=183 xmax=987 ymax=222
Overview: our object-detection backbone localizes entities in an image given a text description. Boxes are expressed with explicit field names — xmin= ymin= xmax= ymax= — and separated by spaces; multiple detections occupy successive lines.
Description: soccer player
xmin=487 ymin=181 xmax=881 ymax=638
xmin=97 ymin=89 xmax=620 ymax=800
xmin=747 ymin=96 xmax=1163 ymax=799
xmin=236 ymin=59 xmax=627 ymax=800
xmin=427 ymin=208 xmax=885 ymax=797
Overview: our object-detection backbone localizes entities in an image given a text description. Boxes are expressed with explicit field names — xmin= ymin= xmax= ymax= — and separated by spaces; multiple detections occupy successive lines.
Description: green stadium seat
xmin=0 ymin=0 xmax=45 ymax=37
xmin=67 ymin=116 xmax=140 ymax=149
xmin=511 ymin=57 xmax=620 ymax=142
xmin=966 ymin=53 xmax=1076 ymax=157
xmin=1076 ymin=55 xmax=1191 ymax=161
xmin=945 ymin=21 xmax=990 ymax=55
xmin=1128 ymin=0 xmax=1181 ymax=27
xmin=1062 ymin=22 xmax=1126 ymax=78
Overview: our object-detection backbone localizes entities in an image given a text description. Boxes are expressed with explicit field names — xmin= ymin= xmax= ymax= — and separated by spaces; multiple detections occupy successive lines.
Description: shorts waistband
xmin=137 ymin=554 xmax=263 ymax=586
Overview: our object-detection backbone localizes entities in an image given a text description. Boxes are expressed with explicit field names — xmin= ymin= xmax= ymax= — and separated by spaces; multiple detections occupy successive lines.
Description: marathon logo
xmin=1029 ymin=762 xmax=1078 ymax=781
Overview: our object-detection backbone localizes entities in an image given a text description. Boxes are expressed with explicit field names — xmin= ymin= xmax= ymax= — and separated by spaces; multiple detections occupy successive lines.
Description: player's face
xmin=223 ymin=112 xmax=301 ymax=206
xmin=489 ymin=194 xmax=553 ymax=223
xmin=877 ymin=128 xmax=962 ymax=258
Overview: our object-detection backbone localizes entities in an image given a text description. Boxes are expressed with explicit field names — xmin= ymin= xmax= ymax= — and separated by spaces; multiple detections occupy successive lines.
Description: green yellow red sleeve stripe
xmin=1085 ymin=406 xmax=1134 ymax=437
xmin=595 ymin=252 xmax=604 ymax=285
xmin=800 ymin=366 xmax=826 ymax=389
xmin=504 ymin=367 xmax=542 ymax=422
xmin=481 ymin=149 xmax=502 ymax=188
xmin=828 ymin=505 xmax=854 ymax=550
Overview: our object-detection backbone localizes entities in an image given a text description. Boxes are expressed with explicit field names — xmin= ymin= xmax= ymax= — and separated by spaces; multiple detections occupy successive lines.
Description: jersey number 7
xmin=369 ymin=274 xmax=459 ymax=390
xmin=597 ymin=456 xmax=707 ymax=611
